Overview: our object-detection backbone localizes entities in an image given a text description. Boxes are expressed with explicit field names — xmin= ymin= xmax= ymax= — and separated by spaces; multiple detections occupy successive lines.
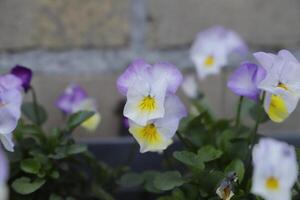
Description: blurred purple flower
xmin=190 ymin=26 xmax=248 ymax=79
xmin=11 ymin=65 xmax=32 ymax=92
xmin=227 ymin=62 xmax=266 ymax=101
xmin=0 ymin=74 xmax=23 ymax=152
xmin=56 ymin=84 xmax=88 ymax=114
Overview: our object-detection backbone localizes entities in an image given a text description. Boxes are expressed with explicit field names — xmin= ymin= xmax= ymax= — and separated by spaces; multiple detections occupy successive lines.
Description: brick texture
xmin=147 ymin=0 xmax=300 ymax=48
xmin=0 ymin=0 xmax=130 ymax=50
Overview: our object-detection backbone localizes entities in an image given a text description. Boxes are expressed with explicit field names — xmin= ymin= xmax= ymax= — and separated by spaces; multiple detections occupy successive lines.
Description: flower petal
xmin=124 ymin=83 xmax=166 ymax=126
xmin=278 ymin=49 xmax=299 ymax=63
xmin=227 ymin=62 xmax=266 ymax=101
xmin=0 ymin=133 xmax=14 ymax=152
xmin=152 ymin=62 xmax=183 ymax=93
xmin=56 ymin=84 xmax=88 ymax=114
xmin=0 ymin=147 xmax=8 ymax=182
xmin=129 ymin=122 xmax=173 ymax=153
xmin=11 ymin=65 xmax=33 ymax=92
xmin=117 ymin=59 xmax=151 ymax=96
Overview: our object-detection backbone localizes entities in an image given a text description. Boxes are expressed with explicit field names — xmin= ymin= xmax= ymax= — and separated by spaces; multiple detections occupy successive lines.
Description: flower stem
xmin=242 ymin=92 xmax=266 ymax=188
xmin=30 ymin=86 xmax=41 ymax=125
xmin=235 ymin=96 xmax=244 ymax=127
xmin=249 ymin=92 xmax=266 ymax=152
xmin=176 ymin=131 xmax=196 ymax=151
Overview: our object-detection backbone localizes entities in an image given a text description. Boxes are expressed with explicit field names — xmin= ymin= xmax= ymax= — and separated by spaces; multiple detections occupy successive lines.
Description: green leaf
xmin=197 ymin=145 xmax=223 ymax=162
xmin=67 ymin=144 xmax=87 ymax=155
xmin=49 ymin=194 xmax=63 ymax=200
xmin=153 ymin=171 xmax=186 ymax=191
xmin=67 ymin=111 xmax=95 ymax=131
xmin=119 ymin=172 xmax=144 ymax=188
xmin=173 ymin=151 xmax=204 ymax=170
xmin=142 ymin=171 xmax=162 ymax=193
xmin=225 ymin=159 xmax=245 ymax=182
xmin=22 ymin=102 xmax=47 ymax=125
xmin=20 ymin=158 xmax=41 ymax=174
xmin=12 ymin=177 xmax=46 ymax=195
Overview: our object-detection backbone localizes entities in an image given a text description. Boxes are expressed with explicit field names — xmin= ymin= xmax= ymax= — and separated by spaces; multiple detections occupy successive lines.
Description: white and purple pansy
xmin=254 ymin=50 xmax=300 ymax=122
xmin=0 ymin=74 xmax=23 ymax=152
xmin=190 ymin=26 xmax=248 ymax=79
xmin=251 ymin=138 xmax=298 ymax=200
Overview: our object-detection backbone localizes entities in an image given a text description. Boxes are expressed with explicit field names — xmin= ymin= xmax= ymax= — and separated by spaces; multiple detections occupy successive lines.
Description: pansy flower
xmin=128 ymin=95 xmax=186 ymax=153
xmin=117 ymin=60 xmax=183 ymax=126
xmin=0 ymin=74 xmax=23 ymax=152
xmin=11 ymin=65 xmax=32 ymax=92
xmin=56 ymin=84 xmax=101 ymax=132
xmin=254 ymin=50 xmax=300 ymax=122
xmin=227 ymin=62 xmax=266 ymax=101
xmin=251 ymin=138 xmax=298 ymax=200
xmin=190 ymin=26 xmax=247 ymax=79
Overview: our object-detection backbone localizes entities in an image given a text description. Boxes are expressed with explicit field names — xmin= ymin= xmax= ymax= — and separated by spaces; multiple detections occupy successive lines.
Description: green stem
xmin=242 ymin=92 xmax=266 ymax=188
xmin=176 ymin=131 xmax=196 ymax=151
xmin=30 ymin=86 xmax=41 ymax=125
xmin=249 ymin=92 xmax=266 ymax=152
xmin=235 ymin=96 xmax=244 ymax=127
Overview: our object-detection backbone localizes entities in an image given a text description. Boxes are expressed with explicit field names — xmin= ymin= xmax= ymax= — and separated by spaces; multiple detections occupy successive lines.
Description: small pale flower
xmin=227 ymin=62 xmax=266 ymax=101
xmin=254 ymin=50 xmax=300 ymax=122
xmin=0 ymin=74 xmax=23 ymax=152
xmin=117 ymin=60 xmax=183 ymax=126
xmin=251 ymin=138 xmax=298 ymax=200
xmin=190 ymin=26 xmax=247 ymax=79
xmin=56 ymin=84 xmax=88 ymax=114
xmin=0 ymin=147 xmax=8 ymax=200
xmin=56 ymin=84 xmax=100 ymax=132
xmin=10 ymin=65 xmax=32 ymax=92
xmin=128 ymin=95 xmax=186 ymax=153
xmin=181 ymin=75 xmax=199 ymax=99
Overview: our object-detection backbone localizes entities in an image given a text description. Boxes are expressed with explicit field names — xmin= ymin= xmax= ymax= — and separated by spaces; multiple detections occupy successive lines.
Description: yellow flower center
xmin=139 ymin=95 xmax=156 ymax=112
xmin=265 ymin=176 xmax=280 ymax=191
xmin=277 ymin=82 xmax=289 ymax=91
xmin=140 ymin=123 xmax=161 ymax=144
xmin=268 ymin=94 xmax=289 ymax=123
xmin=203 ymin=55 xmax=215 ymax=68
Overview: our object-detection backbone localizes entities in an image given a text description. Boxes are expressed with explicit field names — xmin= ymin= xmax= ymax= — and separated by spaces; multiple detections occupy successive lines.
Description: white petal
xmin=124 ymin=82 xmax=166 ymax=126
xmin=128 ymin=120 xmax=172 ymax=153
xmin=154 ymin=95 xmax=187 ymax=138
xmin=278 ymin=49 xmax=299 ymax=63
xmin=0 ymin=133 xmax=14 ymax=152
xmin=0 ymin=106 xmax=19 ymax=134
xmin=0 ymin=184 xmax=8 ymax=200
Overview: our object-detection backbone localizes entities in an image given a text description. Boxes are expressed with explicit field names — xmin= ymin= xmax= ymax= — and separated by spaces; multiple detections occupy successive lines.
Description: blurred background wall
xmin=0 ymin=0 xmax=300 ymax=140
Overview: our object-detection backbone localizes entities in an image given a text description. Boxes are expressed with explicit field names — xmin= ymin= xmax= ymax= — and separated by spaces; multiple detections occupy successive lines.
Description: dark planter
xmin=85 ymin=134 xmax=300 ymax=200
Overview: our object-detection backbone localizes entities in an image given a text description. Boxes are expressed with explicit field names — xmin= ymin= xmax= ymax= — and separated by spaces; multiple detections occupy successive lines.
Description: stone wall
xmin=0 ymin=0 xmax=300 ymax=139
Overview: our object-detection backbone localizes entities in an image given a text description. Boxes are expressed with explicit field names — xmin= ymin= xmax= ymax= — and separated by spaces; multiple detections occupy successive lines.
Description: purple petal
xmin=227 ymin=62 xmax=266 ymax=101
xmin=11 ymin=65 xmax=32 ymax=92
xmin=0 ymin=74 xmax=22 ymax=92
xmin=152 ymin=62 xmax=183 ymax=94
xmin=56 ymin=84 xmax=88 ymax=114
xmin=117 ymin=59 xmax=151 ymax=96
